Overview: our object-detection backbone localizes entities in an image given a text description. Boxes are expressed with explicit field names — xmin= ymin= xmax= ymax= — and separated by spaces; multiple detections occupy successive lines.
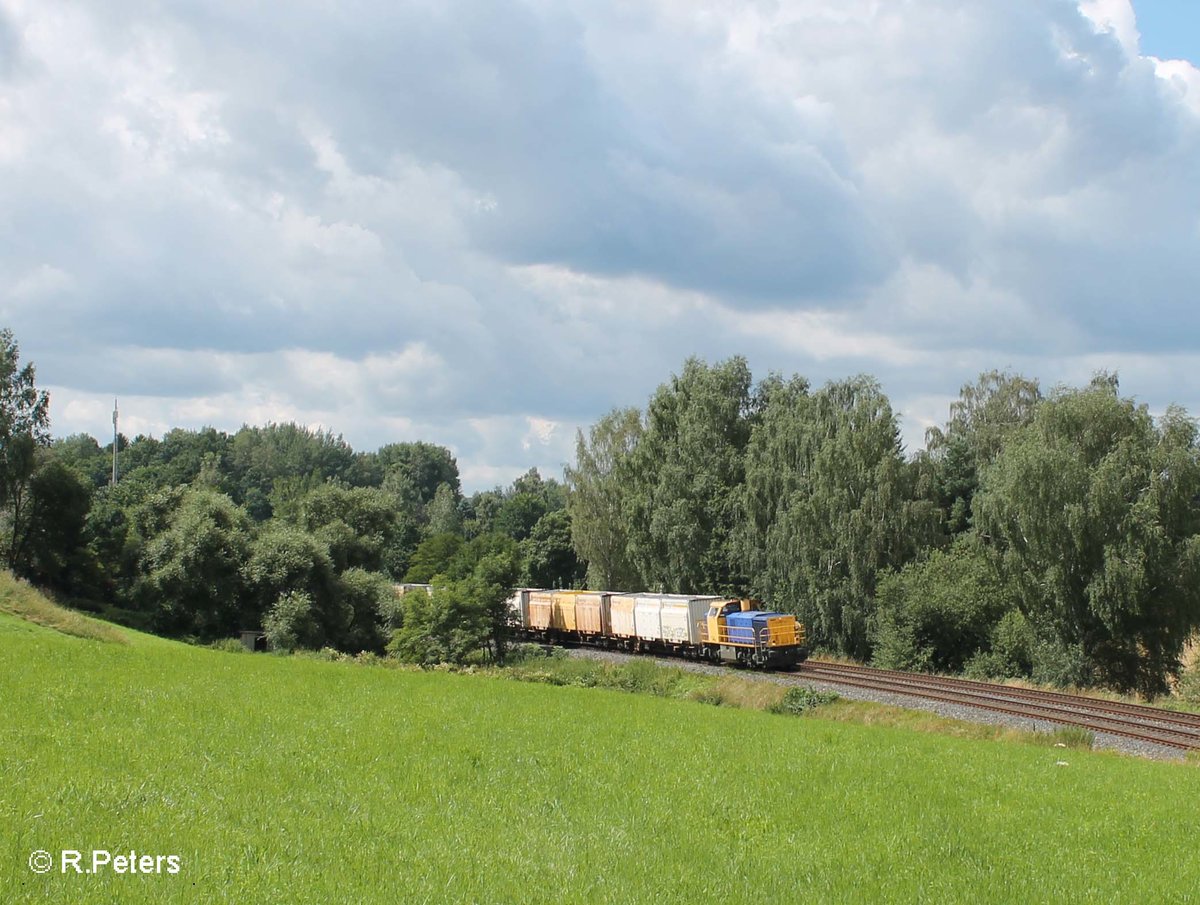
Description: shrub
xmin=871 ymin=537 xmax=1015 ymax=673
xmin=1031 ymin=638 xmax=1095 ymax=689
xmin=1178 ymin=663 xmax=1200 ymax=704
xmin=769 ymin=685 xmax=839 ymax=715
xmin=338 ymin=567 xmax=397 ymax=653
xmin=264 ymin=590 xmax=321 ymax=652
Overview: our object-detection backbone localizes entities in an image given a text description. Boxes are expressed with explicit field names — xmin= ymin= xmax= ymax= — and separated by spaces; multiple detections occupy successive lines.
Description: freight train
xmin=506 ymin=589 xmax=808 ymax=669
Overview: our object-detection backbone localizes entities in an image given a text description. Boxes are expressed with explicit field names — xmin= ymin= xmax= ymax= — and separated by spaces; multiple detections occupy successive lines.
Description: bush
xmin=1031 ymin=638 xmax=1095 ymax=689
xmin=209 ymin=638 xmax=247 ymax=653
xmin=871 ymin=537 xmax=1015 ymax=673
xmin=769 ymin=685 xmax=839 ymax=715
xmin=337 ymin=568 xmax=398 ymax=654
xmin=503 ymin=643 xmax=557 ymax=665
xmin=264 ymin=590 xmax=321 ymax=652
xmin=1178 ymin=662 xmax=1200 ymax=704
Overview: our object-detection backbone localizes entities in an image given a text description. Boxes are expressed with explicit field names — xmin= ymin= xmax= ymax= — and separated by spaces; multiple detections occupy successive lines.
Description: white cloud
xmin=5 ymin=0 xmax=1200 ymax=489
xmin=1078 ymin=0 xmax=1140 ymax=54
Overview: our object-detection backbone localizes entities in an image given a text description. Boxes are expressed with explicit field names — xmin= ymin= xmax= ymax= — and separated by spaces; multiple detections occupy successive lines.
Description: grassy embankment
xmin=3 ymin=572 xmax=1200 ymax=903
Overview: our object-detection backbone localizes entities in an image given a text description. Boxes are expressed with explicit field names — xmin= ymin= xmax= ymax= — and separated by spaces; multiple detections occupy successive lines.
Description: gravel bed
xmin=560 ymin=646 xmax=1187 ymax=761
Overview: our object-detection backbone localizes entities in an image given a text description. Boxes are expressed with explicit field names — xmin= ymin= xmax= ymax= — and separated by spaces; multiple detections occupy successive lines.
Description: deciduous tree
xmin=624 ymin=357 xmax=755 ymax=594
xmin=741 ymin=375 xmax=940 ymax=658
xmin=0 ymin=328 xmax=50 ymax=568
xmin=565 ymin=407 xmax=642 ymax=590
xmin=974 ymin=379 xmax=1200 ymax=695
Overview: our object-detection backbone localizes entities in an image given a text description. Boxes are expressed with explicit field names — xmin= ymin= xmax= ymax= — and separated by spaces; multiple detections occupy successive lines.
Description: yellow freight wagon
xmin=574 ymin=592 xmax=611 ymax=636
xmin=528 ymin=590 xmax=555 ymax=631
xmin=551 ymin=590 xmax=586 ymax=633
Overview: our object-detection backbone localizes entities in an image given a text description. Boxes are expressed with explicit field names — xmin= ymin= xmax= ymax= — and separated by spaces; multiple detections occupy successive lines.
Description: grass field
xmin=3 ymin=586 xmax=1200 ymax=902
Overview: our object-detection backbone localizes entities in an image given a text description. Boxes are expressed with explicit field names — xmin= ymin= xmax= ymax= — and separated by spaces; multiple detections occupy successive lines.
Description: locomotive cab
xmin=705 ymin=600 xmax=742 ymax=644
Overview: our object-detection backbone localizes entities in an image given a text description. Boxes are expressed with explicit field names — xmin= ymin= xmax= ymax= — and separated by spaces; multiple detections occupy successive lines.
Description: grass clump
xmin=769 ymin=685 xmax=840 ymax=715
xmin=1035 ymin=726 xmax=1096 ymax=750
xmin=688 ymin=675 xmax=788 ymax=710
xmin=208 ymin=637 xmax=248 ymax=653
xmin=0 ymin=570 xmax=127 ymax=644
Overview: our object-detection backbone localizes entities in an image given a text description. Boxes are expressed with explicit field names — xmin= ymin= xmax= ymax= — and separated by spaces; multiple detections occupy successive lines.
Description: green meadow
xmin=3 ymin=595 xmax=1200 ymax=903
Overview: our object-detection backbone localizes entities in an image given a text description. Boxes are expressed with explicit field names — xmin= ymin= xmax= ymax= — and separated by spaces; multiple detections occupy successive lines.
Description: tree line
xmin=567 ymin=358 xmax=1200 ymax=697
xmin=0 ymin=328 xmax=581 ymax=664
xmin=5 ymin=325 xmax=1200 ymax=696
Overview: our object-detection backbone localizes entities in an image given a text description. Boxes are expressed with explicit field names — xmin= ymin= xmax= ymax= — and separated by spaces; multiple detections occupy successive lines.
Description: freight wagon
xmin=506 ymin=589 xmax=807 ymax=669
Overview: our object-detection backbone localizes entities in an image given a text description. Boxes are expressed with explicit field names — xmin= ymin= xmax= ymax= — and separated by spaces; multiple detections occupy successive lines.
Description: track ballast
xmin=797 ymin=661 xmax=1200 ymax=751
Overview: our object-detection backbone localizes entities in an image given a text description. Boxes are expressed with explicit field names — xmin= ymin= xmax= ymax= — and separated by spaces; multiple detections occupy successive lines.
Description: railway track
xmin=798 ymin=660 xmax=1200 ymax=751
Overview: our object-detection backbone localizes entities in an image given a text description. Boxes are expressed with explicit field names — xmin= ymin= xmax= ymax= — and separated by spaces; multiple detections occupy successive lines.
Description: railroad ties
xmin=798 ymin=661 xmax=1200 ymax=751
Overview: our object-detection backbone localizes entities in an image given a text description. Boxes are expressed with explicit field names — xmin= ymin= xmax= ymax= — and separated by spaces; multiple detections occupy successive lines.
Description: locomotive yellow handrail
xmin=696 ymin=621 xmax=805 ymax=649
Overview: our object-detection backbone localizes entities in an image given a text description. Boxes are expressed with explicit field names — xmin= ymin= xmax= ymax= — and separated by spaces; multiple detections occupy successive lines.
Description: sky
xmin=1 ymin=0 xmax=1198 ymax=491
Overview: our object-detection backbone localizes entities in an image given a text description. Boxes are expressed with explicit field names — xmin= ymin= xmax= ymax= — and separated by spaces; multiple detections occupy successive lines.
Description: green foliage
xmin=769 ymin=685 xmax=840 ymax=715
xmin=135 ymin=488 xmax=253 ymax=639
xmin=338 ymin=567 xmax=399 ymax=653
xmin=377 ymin=586 xmax=407 ymax=633
xmin=521 ymin=508 xmax=584 ymax=589
xmin=974 ymin=381 xmax=1200 ymax=695
xmin=268 ymin=472 xmax=326 ymax=522
xmin=424 ymin=481 xmax=463 ymax=536
xmin=404 ymin=532 xmax=464 ymax=583
xmin=1028 ymin=638 xmax=1096 ymax=689
xmin=230 ymin=423 xmax=356 ymax=519
xmin=0 ymin=328 xmax=51 ymax=569
xmin=375 ymin=441 xmax=460 ymax=504
xmin=921 ymin=371 xmax=1041 ymax=535
xmin=462 ymin=488 xmax=502 ymax=538
xmin=263 ymin=590 xmax=321 ymax=652
xmin=81 ymin=477 xmax=162 ymax=602
xmin=104 ymin=428 xmax=236 ymax=498
xmin=51 ymin=433 xmax=111 ymax=488
xmin=625 ymin=357 xmax=755 ymax=594
xmin=1042 ymin=726 xmax=1096 ymax=750
xmin=565 ymin=406 xmax=642 ymax=590
xmin=741 ymin=375 xmax=941 ymax=658
xmin=484 ymin=469 xmax=564 ymax=542
xmin=291 ymin=482 xmax=411 ymax=574
xmin=13 ymin=455 xmax=94 ymax=593
xmin=390 ymin=534 xmax=520 ymax=665
xmin=388 ymin=583 xmax=485 ymax=666
xmin=1177 ymin=658 xmax=1200 ymax=705
xmin=242 ymin=523 xmax=339 ymax=631
xmin=962 ymin=610 xmax=1035 ymax=680
xmin=492 ymin=489 xmax=545 ymax=541
xmin=209 ymin=637 xmax=248 ymax=653
xmin=872 ymin=537 xmax=1015 ymax=673
xmin=456 ymin=534 xmax=521 ymax=663
xmin=507 ymin=656 xmax=709 ymax=698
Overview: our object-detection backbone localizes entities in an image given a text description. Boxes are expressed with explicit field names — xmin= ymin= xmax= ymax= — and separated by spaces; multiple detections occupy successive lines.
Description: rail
xmin=799 ymin=660 xmax=1200 ymax=751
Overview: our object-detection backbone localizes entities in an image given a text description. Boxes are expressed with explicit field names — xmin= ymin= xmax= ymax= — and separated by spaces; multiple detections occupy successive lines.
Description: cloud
xmin=3 ymin=0 xmax=1200 ymax=489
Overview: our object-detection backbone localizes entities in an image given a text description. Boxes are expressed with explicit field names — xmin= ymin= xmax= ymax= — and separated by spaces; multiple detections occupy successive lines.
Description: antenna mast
xmin=112 ymin=398 xmax=119 ymax=486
